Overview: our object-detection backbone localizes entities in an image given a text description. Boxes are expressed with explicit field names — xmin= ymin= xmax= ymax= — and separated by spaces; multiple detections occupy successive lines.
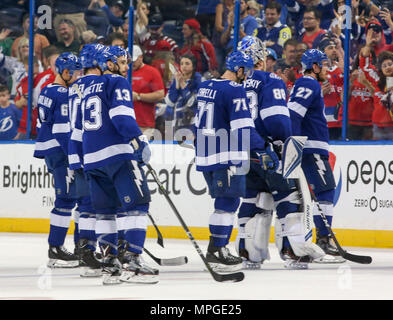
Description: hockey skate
xmin=313 ymin=230 xmax=346 ymax=264
xmin=100 ymin=245 xmax=122 ymax=285
xmin=281 ymin=247 xmax=312 ymax=270
xmin=78 ymin=239 xmax=103 ymax=277
xmin=47 ymin=245 xmax=79 ymax=268
xmin=120 ymin=252 xmax=159 ymax=284
xmin=238 ymin=248 xmax=262 ymax=270
xmin=206 ymin=238 xmax=242 ymax=273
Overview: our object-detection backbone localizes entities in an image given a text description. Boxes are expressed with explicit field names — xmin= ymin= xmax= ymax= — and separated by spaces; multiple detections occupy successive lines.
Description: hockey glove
xmin=255 ymin=143 xmax=280 ymax=172
xmin=130 ymin=135 xmax=151 ymax=164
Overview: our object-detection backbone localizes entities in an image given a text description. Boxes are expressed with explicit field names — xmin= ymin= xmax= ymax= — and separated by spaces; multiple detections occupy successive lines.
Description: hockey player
xmin=71 ymin=44 xmax=156 ymax=285
xmin=194 ymin=50 xmax=280 ymax=272
xmin=236 ymin=36 xmax=325 ymax=269
xmin=34 ymin=52 xmax=82 ymax=268
xmin=100 ymin=45 xmax=159 ymax=282
xmin=288 ymin=49 xmax=343 ymax=261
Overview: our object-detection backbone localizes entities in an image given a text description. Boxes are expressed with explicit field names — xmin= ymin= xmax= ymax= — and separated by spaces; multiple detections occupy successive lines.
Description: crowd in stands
xmin=0 ymin=0 xmax=393 ymax=141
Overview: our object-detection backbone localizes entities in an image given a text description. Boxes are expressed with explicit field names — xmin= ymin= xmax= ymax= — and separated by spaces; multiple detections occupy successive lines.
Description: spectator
xmin=11 ymin=14 xmax=50 ymax=63
xmin=131 ymin=45 xmax=165 ymax=139
xmin=134 ymin=1 xmax=150 ymax=44
xmin=299 ymin=7 xmax=326 ymax=49
xmin=141 ymin=14 xmax=179 ymax=65
xmin=93 ymin=0 xmax=126 ymax=34
xmin=0 ymin=27 xmax=13 ymax=57
xmin=256 ymin=1 xmax=292 ymax=58
xmin=212 ymin=0 xmax=234 ymax=73
xmin=265 ymin=47 xmax=277 ymax=73
xmin=282 ymin=38 xmax=301 ymax=93
xmin=246 ymin=1 xmax=263 ymax=28
xmin=319 ymin=37 xmax=344 ymax=140
xmin=81 ymin=30 xmax=99 ymax=45
xmin=286 ymin=0 xmax=335 ymax=37
xmin=54 ymin=19 xmax=82 ymax=55
xmin=360 ymin=44 xmax=393 ymax=139
xmin=220 ymin=0 xmax=258 ymax=54
xmin=196 ymin=0 xmax=221 ymax=39
xmin=164 ymin=53 xmax=202 ymax=134
xmin=273 ymin=58 xmax=293 ymax=96
xmin=14 ymin=56 xmax=40 ymax=140
xmin=347 ymin=57 xmax=374 ymax=141
xmin=0 ymin=84 xmax=22 ymax=140
xmin=180 ymin=18 xmax=218 ymax=77
xmin=53 ymin=0 xmax=90 ymax=41
xmin=151 ymin=40 xmax=179 ymax=93
xmin=361 ymin=20 xmax=393 ymax=57
xmin=105 ymin=31 xmax=127 ymax=48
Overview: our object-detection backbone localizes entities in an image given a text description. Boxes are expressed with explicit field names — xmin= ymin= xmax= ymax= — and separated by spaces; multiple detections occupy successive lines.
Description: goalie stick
xmin=309 ymin=190 xmax=372 ymax=265
xmin=146 ymin=163 xmax=244 ymax=282
xmin=282 ymin=138 xmax=372 ymax=264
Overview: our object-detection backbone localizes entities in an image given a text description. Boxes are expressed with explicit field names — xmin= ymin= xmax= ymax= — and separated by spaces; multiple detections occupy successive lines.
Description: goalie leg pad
xmin=275 ymin=212 xmax=325 ymax=259
xmin=236 ymin=210 xmax=272 ymax=265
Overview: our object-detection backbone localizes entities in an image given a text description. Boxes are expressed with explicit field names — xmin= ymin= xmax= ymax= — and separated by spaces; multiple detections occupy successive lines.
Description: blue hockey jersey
xmin=194 ymin=78 xmax=265 ymax=171
xmin=288 ymin=75 xmax=329 ymax=156
xmin=34 ymin=83 xmax=71 ymax=159
xmin=244 ymin=70 xmax=292 ymax=142
xmin=75 ymin=73 xmax=142 ymax=171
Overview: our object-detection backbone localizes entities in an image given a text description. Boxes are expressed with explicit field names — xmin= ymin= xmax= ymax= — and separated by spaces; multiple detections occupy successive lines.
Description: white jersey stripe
xmin=230 ymin=118 xmax=255 ymax=131
xmin=52 ymin=123 xmax=70 ymax=134
xmin=71 ymin=128 xmax=83 ymax=142
xmin=288 ymin=101 xmax=307 ymax=117
xmin=304 ymin=140 xmax=330 ymax=152
xmin=83 ymin=144 xmax=134 ymax=165
xmin=35 ymin=139 xmax=60 ymax=151
xmin=195 ymin=151 xmax=248 ymax=166
xmin=109 ymin=105 xmax=136 ymax=119
xmin=260 ymin=105 xmax=290 ymax=120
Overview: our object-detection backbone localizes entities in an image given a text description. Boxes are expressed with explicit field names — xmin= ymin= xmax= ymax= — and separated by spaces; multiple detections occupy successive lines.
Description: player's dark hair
xmin=0 ymin=84 xmax=9 ymax=93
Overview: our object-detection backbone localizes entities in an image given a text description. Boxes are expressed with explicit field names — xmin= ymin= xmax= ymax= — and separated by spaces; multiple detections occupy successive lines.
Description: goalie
xmin=235 ymin=36 xmax=327 ymax=269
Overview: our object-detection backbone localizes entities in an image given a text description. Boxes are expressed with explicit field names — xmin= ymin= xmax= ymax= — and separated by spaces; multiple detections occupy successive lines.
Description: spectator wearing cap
xmin=266 ymin=47 xmax=277 ymax=73
xmin=319 ymin=36 xmax=344 ymax=140
xmin=256 ymin=1 xmax=291 ymax=58
xmin=220 ymin=0 xmax=258 ymax=54
xmin=89 ymin=0 xmax=126 ymax=34
xmin=54 ymin=19 xmax=82 ymax=55
xmin=141 ymin=13 xmax=179 ymax=65
xmin=151 ymin=40 xmax=179 ymax=93
xmin=298 ymin=7 xmax=326 ymax=49
xmin=131 ymin=45 xmax=165 ymax=139
xmin=361 ymin=20 xmax=393 ymax=57
xmin=180 ymin=18 xmax=218 ymax=78
xmin=11 ymin=14 xmax=50 ymax=63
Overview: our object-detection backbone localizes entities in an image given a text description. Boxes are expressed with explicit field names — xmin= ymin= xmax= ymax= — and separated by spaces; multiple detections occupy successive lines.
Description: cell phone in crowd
xmin=386 ymin=77 xmax=393 ymax=90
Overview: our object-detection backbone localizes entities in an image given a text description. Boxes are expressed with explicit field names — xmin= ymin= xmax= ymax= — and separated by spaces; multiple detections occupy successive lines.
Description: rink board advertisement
xmin=0 ymin=142 xmax=393 ymax=247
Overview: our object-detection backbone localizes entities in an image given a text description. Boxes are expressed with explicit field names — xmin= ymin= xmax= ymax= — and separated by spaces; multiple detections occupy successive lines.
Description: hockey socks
xmin=48 ymin=207 xmax=73 ymax=246
xmin=122 ymin=211 xmax=148 ymax=254
xmin=96 ymin=214 xmax=118 ymax=255
xmin=209 ymin=211 xmax=235 ymax=247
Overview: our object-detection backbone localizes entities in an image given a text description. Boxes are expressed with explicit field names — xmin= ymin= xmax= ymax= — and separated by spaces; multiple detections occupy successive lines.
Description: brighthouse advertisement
xmin=1 ymin=143 xmax=393 ymax=231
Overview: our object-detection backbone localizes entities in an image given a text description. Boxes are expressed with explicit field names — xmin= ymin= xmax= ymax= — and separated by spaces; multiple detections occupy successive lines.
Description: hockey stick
xmin=146 ymin=163 xmax=244 ymax=282
xmin=147 ymin=212 xmax=164 ymax=248
xmin=143 ymin=247 xmax=188 ymax=266
xmin=309 ymin=190 xmax=372 ymax=264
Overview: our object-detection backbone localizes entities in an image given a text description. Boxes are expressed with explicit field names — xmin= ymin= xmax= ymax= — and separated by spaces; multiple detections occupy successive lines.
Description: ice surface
xmin=0 ymin=233 xmax=392 ymax=300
